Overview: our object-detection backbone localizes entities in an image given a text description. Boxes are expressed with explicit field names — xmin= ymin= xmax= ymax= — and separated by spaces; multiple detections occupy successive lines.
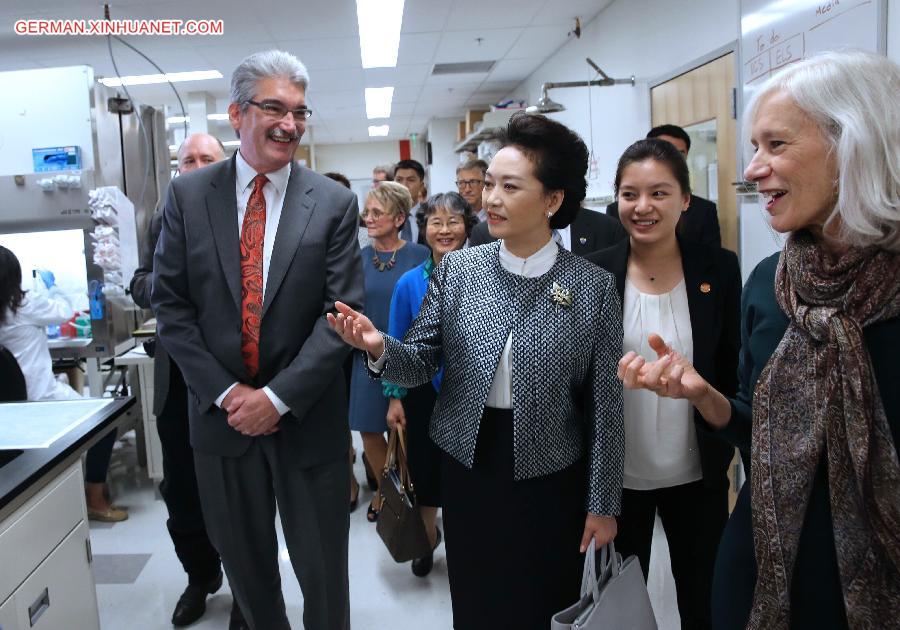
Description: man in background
xmin=394 ymin=159 xmax=427 ymax=244
xmin=130 ymin=132 xmax=239 ymax=628
xmin=372 ymin=163 xmax=393 ymax=187
xmin=606 ymin=124 xmax=721 ymax=248
xmin=455 ymin=158 xmax=488 ymax=221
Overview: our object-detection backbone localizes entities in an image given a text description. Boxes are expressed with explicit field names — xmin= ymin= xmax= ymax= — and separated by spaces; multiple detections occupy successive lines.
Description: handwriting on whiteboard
xmin=745 ymin=32 xmax=805 ymax=85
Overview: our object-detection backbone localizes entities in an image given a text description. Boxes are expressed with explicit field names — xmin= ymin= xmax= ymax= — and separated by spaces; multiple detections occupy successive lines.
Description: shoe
xmin=411 ymin=528 xmax=442 ymax=577
xmin=87 ymin=505 xmax=129 ymax=522
xmin=171 ymin=571 xmax=223 ymax=626
xmin=366 ymin=500 xmax=380 ymax=523
xmin=229 ymin=599 xmax=250 ymax=630
xmin=362 ymin=452 xmax=378 ymax=491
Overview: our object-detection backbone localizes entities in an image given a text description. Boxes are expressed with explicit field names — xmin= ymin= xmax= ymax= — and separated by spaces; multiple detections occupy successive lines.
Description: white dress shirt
xmin=621 ymin=278 xmax=701 ymax=489
xmin=215 ymin=151 xmax=291 ymax=415
xmin=552 ymin=226 xmax=572 ymax=252
xmin=369 ymin=235 xmax=558 ymax=410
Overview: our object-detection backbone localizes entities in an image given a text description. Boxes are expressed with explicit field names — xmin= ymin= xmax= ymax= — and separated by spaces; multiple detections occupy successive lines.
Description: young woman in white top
xmin=0 ymin=245 xmax=127 ymax=522
xmin=588 ymin=139 xmax=741 ymax=629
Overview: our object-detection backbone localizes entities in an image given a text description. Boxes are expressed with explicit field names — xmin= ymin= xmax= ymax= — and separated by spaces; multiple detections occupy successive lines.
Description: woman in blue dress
xmin=383 ymin=192 xmax=477 ymax=576
xmin=349 ymin=182 xmax=429 ymax=521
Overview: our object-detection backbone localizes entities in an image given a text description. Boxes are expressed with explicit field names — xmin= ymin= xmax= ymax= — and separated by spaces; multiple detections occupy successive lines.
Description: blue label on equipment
xmin=32 ymin=146 xmax=82 ymax=172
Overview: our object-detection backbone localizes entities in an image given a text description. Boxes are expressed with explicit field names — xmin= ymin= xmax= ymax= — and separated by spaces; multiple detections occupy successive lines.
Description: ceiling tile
xmin=434 ymin=28 xmax=522 ymax=64
xmin=278 ymin=37 xmax=361 ymax=71
xmin=505 ymin=26 xmax=570 ymax=60
xmin=487 ymin=57 xmax=544 ymax=83
xmin=397 ymin=33 xmax=440 ymax=66
xmin=443 ymin=0 xmax=545 ymax=30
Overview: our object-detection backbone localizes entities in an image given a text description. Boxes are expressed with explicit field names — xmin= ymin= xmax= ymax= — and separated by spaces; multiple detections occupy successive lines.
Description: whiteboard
xmin=737 ymin=0 xmax=887 ymax=280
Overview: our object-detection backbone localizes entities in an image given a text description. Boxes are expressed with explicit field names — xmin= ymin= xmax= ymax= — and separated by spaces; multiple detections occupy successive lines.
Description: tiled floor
xmin=92 ymin=434 xmax=680 ymax=629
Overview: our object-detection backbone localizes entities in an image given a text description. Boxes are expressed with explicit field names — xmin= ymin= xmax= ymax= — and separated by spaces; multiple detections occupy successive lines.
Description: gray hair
xmin=744 ymin=50 xmax=900 ymax=251
xmin=230 ymin=50 xmax=309 ymax=112
xmin=419 ymin=192 xmax=479 ymax=237
xmin=373 ymin=164 xmax=395 ymax=179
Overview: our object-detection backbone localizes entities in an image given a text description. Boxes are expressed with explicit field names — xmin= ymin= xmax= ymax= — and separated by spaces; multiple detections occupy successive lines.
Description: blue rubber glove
xmin=37 ymin=269 xmax=56 ymax=289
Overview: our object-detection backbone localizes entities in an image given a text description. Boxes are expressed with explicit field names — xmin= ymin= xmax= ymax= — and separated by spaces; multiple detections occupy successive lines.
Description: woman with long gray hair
xmin=620 ymin=51 xmax=900 ymax=629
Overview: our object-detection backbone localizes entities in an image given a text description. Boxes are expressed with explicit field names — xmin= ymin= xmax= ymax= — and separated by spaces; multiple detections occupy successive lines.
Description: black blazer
xmin=607 ymin=194 xmax=721 ymax=249
xmin=587 ymin=238 xmax=741 ymax=487
xmin=469 ymin=207 xmax=627 ymax=256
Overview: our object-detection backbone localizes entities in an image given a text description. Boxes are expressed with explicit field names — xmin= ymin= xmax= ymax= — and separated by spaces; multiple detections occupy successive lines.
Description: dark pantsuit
xmin=616 ymin=481 xmax=728 ymax=630
xmin=441 ymin=408 xmax=585 ymax=630
xmin=194 ymin=437 xmax=350 ymax=630
xmin=156 ymin=362 xmax=221 ymax=583
xmin=84 ymin=428 xmax=117 ymax=483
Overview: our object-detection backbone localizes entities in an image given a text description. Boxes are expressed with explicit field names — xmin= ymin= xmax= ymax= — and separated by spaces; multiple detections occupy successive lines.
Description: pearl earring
xmin=547 ymin=211 xmax=553 ymax=219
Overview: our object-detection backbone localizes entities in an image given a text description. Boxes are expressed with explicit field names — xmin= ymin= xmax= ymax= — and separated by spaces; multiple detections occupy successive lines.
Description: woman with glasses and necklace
xmin=328 ymin=112 xmax=624 ymax=629
xmin=349 ymin=181 xmax=429 ymax=522
xmin=383 ymin=192 xmax=478 ymax=577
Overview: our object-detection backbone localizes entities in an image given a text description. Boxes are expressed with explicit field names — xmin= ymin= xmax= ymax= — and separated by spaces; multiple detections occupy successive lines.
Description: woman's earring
xmin=547 ymin=211 xmax=553 ymax=219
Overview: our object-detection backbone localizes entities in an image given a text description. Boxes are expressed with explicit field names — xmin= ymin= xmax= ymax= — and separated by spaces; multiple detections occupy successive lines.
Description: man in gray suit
xmin=130 ymin=132 xmax=236 ymax=628
xmin=151 ymin=50 xmax=364 ymax=630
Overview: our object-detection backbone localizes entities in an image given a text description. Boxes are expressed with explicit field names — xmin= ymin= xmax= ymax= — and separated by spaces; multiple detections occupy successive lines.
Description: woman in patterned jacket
xmin=328 ymin=112 xmax=625 ymax=630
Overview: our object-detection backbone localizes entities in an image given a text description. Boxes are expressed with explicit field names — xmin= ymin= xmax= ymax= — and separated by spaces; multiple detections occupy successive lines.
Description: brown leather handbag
xmin=376 ymin=426 xmax=432 ymax=562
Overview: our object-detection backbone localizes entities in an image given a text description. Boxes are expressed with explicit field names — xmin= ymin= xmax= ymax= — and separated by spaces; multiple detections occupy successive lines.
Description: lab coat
xmin=0 ymin=289 xmax=81 ymax=401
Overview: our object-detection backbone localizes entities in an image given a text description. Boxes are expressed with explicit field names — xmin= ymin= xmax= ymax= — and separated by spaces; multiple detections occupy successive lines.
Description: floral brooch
xmin=550 ymin=282 xmax=573 ymax=308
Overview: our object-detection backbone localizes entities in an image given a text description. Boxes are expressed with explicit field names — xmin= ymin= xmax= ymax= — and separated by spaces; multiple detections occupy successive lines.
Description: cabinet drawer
xmin=14 ymin=521 xmax=99 ymax=630
xmin=0 ymin=463 xmax=85 ymax=600
xmin=0 ymin=592 xmax=18 ymax=630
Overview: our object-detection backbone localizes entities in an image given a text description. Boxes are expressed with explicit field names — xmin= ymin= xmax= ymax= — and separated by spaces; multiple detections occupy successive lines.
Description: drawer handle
xmin=28 ymin=587 xmax=50 ymax=627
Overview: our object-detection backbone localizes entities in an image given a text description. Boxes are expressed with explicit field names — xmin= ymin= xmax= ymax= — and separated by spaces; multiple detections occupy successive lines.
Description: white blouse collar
xmin=498 ymin=236 xmax=558 ymax=278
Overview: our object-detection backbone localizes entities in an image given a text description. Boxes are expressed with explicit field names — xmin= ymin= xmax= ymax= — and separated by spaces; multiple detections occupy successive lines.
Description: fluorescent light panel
xmin=99 ymin=70 xmax=222 ymax=87
xmin=356 ymin=0 xmax=404 ymax=68
xmin=365 ymin=87 xmax=394 ymax=119
xmin=368 ymin=125 xmax=390 ymax=137
xmin=222 ymin=140 xmax=241 ymax=147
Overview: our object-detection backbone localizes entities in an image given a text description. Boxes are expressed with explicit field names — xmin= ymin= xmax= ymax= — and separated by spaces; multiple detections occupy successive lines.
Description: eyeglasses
xmin=361 ymin=208 xmax=391 ymax=220
xmin=245 ymin=99 xmax=313 ymax=121
xmin=455 ymin=179 xmax=484 ymax=189
xmin=426 ymin=218 xmax=465 ymax=230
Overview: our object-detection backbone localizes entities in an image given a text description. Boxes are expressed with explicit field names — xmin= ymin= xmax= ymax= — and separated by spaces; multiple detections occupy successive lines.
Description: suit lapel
xmin=206 ymin=156 xmax=242 ymax=311
xmin=262 ymin=164 xmax=315 ymax=318
xmin=605 ymin=239 xmax=630 ymax=302
xmin=680 ymin=239 xmax=716 ymax=371
xmin=570 ymin=211 xmax=595 ymax=256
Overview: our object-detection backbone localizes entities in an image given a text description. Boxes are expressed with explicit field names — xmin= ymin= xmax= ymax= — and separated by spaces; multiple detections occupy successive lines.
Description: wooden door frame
xmin=647 ymin=43 xmax=742 ymax=252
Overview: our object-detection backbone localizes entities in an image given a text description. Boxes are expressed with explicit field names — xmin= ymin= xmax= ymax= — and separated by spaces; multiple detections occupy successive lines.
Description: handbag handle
xmin=384 ymin=426 xmax=413 ymax=491
xmin=598 ymin=540 xmax=622 ymax=579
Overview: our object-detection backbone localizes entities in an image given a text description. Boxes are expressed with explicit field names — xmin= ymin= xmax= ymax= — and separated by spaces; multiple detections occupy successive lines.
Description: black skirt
xmin=403 ymin=383 xmax=442 ymax=507
xmin=440 ymin=407 xmax=586 ymax=630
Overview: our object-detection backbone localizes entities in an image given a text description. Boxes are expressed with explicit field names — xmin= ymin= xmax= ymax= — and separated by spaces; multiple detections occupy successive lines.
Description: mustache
xmin=268 ymin=128 xmax=300 ymax=142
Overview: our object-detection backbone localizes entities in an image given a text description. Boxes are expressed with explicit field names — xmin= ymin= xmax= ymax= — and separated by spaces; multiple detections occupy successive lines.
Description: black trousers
xmin=84 ymin=428 xmax=117 ymax=483
xmin=616 ymin=480 xmax=728 ymax=630
xmin=156 ymin=362 xmax=221 ymax=584
xmin=441 ymin=408 xmax=585 ymax=630
xmin=194 ymin=437 xmax=350 ymax=630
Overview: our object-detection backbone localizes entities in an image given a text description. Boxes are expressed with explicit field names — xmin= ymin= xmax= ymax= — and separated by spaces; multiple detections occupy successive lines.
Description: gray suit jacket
xmin=130 ymin=209 xmax=172 ymax=417
xmin=151 ymin=156 xmax=365 ymax=462
xmin=379 ymin=242 xmax=625 ymax=515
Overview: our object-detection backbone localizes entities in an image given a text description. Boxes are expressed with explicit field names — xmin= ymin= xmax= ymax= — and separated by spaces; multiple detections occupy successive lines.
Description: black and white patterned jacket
xmin=379 ymin=241 xmax=625 ymax=516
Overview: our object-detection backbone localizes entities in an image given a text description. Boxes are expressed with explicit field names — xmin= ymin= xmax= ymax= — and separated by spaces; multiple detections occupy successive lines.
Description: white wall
xmin=313 ymin=141 xmax=401 ymax=180
xmin=426 ymin=118 xmax=462 ymax=198
xmin=504 ymin=0 xmax=740 ymax=201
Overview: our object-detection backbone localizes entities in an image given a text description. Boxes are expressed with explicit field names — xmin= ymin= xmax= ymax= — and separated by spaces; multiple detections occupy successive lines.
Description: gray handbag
xmin=551 ymin=539 xmax=658 ymax=630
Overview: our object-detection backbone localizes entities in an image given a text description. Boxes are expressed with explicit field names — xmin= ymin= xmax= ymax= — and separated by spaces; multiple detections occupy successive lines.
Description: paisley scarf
xmin=749 ymin=230 xmax=900 ymax=628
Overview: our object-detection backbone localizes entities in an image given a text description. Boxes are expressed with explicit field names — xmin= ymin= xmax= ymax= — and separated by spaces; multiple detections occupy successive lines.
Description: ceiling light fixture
xmin=356 ymin=0 xmax=405 ymax=68
xmin=222 ymin=140 xmax=241 ymax=147
xmin=368 ymin=125 xmax=390 ymax=137
xmin=365 ymin=87 xmax=394 ymax=119
xmin=99 ymin=70 xmax=223 ymax=87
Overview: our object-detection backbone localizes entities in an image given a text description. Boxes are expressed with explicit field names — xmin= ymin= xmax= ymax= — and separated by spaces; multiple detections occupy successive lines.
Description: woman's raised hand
xmin=617 ymin=333 xmax=709 ymax=402
xmin=326 ymin=301 xmax=386 ymax=358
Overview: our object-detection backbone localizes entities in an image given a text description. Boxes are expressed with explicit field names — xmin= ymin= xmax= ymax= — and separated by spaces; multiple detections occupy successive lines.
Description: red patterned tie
xmin=240 ymin=174 xmax=267 ymax=379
